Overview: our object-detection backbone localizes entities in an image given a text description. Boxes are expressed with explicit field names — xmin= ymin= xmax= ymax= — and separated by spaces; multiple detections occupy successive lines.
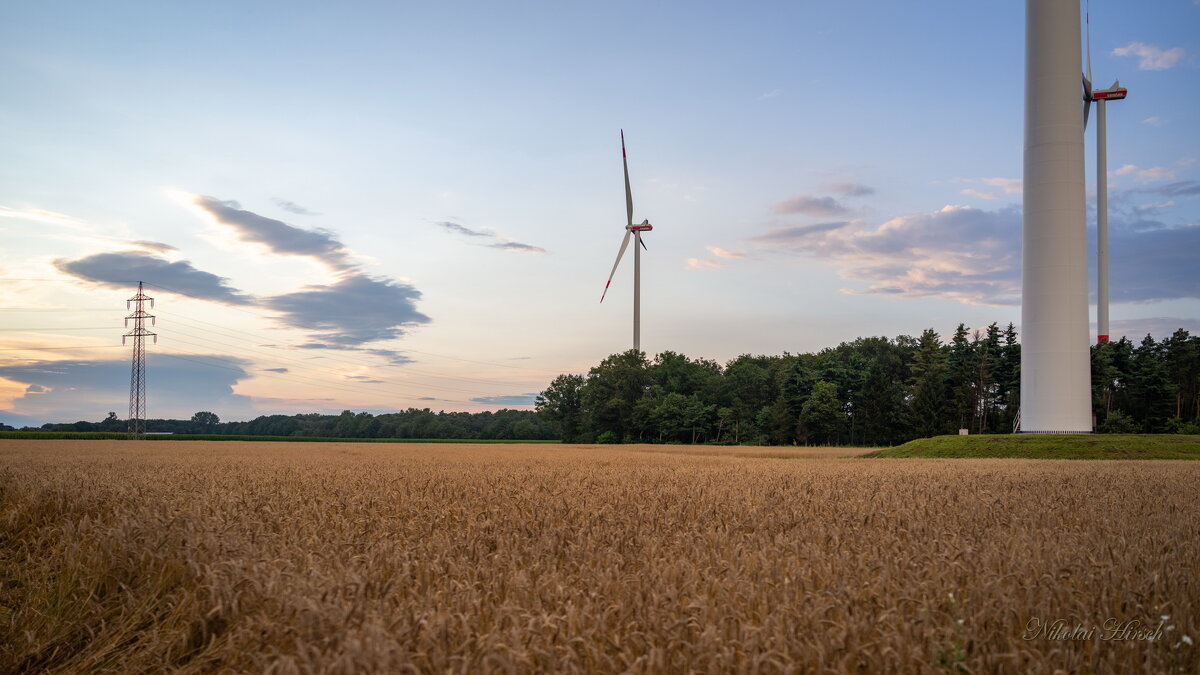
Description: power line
xmin=141 ymin=281 xmax=559 ymax=375
xmin=154 ymin=330 xmax=486 ymax=398
xmin=0 ymin=326 xmax=120 ymax=331
xmin=0 ymin=345 xmax=123 ymax=352
xmin=153 ymin=308 xmax=544 ymax=387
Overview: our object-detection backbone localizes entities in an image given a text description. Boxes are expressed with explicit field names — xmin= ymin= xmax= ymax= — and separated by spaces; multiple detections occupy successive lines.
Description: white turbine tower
xmin=1021 ymin=0 xmax=1092 ymax=433
xmin=1082 ymin=10 xmax=1128 ymax=344
xmin=600 ymin=130 xmax=653 ymax=352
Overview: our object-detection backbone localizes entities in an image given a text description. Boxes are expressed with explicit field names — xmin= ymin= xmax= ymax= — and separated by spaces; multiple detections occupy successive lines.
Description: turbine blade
xmin=600 ymin=230 xmax=632 ymax=303
xmin=622 ymin=130 xmax=633 ymax=228
xmin=1085 ymin=0 xmax=1092 ymax=85
xmin=1082 ymin=73 xmax=1093 ymax=129
xmin=639 ymin=235 xmax=647 ymax=251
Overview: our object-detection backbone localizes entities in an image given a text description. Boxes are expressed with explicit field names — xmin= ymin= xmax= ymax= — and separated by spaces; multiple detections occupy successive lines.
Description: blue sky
xmin=2 ymin=1 xmax=1197 ymax=426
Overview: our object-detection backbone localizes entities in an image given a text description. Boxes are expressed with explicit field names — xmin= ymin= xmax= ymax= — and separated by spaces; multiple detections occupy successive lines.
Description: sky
xmin=1 ymin=1 xmax=1197 ymax=427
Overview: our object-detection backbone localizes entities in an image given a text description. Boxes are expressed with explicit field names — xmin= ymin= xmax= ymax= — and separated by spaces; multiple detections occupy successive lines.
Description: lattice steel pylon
xmin=124 ymin=281 xmax=156 ymax=438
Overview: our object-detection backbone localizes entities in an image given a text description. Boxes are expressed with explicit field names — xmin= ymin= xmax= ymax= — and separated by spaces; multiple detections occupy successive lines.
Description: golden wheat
xmin=1 ymin=440 xmax=1197 ymax=673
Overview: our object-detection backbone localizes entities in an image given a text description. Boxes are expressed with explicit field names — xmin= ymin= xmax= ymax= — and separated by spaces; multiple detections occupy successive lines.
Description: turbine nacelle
xmin=628 ymin=220 xmax=653 ymax=232
xmin=1091 ymin=80 xmax=1127 ymax=101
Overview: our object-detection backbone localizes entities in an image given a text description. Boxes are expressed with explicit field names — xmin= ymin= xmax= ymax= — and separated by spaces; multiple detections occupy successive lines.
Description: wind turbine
xmin=1082 ymin=8 xmax=1128 ymax=344
xmin=600 ymin=130 xmax=653 ymax=352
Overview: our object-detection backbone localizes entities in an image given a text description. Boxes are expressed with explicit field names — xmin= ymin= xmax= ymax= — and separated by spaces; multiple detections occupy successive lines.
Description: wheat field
xmin=2 ymin=440 xmax=1197 ymax=673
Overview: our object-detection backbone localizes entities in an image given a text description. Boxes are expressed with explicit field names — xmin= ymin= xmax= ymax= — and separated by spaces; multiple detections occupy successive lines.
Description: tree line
xmin=23 ymin=408 xmax=556 ymax=441
xmin=536 ymin=326 xmax=1200 ymax=446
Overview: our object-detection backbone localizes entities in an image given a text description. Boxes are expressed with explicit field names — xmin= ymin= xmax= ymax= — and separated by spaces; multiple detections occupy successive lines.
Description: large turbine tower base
xmin=1020 ymin=0 xmax=1093 ymax=433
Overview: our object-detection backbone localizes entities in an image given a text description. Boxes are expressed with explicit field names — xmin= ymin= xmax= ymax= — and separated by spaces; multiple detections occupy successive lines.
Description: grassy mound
xmin=874 ymin=434 xmax=1200 ymax=459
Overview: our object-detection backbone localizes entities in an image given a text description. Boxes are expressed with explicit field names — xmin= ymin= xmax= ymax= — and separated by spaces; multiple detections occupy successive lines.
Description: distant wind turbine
xmin=600 ymin=130 xmax=653 ymax=352
xmin=1082 ymin=7 xmax=1128 ymax=343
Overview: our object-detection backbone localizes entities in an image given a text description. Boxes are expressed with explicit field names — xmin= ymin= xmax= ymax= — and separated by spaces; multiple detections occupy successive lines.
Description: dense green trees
xmin=24 ymin=328 xmax=1199 ymax=445
xmin=541 ymin=326 xmax=1200 ymax=445
xmin=38 ymin=408 xmax=556 ymax=440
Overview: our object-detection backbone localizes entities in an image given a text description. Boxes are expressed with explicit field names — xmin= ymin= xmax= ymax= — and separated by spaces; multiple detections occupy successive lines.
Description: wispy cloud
xmin=489 ymin=241 xmax=547 ymax=253
xmin=824 ymin=182 xmax=875 ymax=197
xmin=750 ymin=207 xmax=1021 ymax=305
xmin=437 ymin=221 xmax=491 ymax=237
xmin=774 ymin=195 xmax=849 ymax=217
xmin=129 ymin=240 xmax=177 ymax=253
xmin=1143 ymin=116 xmax=1164 ymax=127
xmin=759 ymin=89 xmax=781 ymax=100
xmin=263 ymin=367 xmax=289 ymax=373
xmin=748 ymin=202 xmax=1200 ymax=306
xmin=1111 ymin=317 xmax=1200 ymax=340
xmin=686 ymin=258 xmax=723 ymax=270
xmin=193 ymin=196 xmax=355 ymax=270
xmin=957 ymin=177 xmax=1022 ymax=200
xmin=1136 ymin=201 xmax=1176 ymax=212
xmin=1113 ymin=164 xmax=1176 ymax=183
xmin=437 ymin=220 xmax=548 ymax=253
xmin=706 ymin=246 xmax=745 ymax=259
xmin=1111 ymin=42 xmax=1186 ymax=70
xmin=1145 ymin=181 xmax=1200 ymax=197
xmin=273 ymin=199 xmax=320 ymax=216
xmin=54 ymin=251 xmax=254 ymax=305
xmin=0 ymin=206 xmax=85 ymax=227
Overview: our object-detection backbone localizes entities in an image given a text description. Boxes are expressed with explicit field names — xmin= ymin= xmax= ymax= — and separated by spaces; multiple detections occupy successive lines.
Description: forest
xmin=26 ymin=408 xmax=557 ymax=441
xmin=17 ymin=326 xmax=1198 ymax=445
xmin=536 ymin=325 xmax=1200 ymax=446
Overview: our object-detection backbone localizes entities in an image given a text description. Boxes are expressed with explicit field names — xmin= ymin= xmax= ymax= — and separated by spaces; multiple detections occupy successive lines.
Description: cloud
xmin=55 ymin=251 xmax=255 ymax=305
xmin=489 ymin=241 xmax=547 ymax=253
xmin=825 ymin=182 xmax=875 ymax=197
xmin=193 ymin=195 xmax=354 ymax=270
xmin=366 ymin=349 xmax=415 ymax=365
xmin=759 ymin=89 xmax=781 ymax=100
xmin=1146 ymin=181 xmax=1200 ymax=197
xmin=1113 ymin=164 xmax=1176 ymax=183
xmin=774 ymin=195 xmax=849 ymax=217
xmin=0 ymin=206 xmax=84 ymax=227
xmin=346 ymin=375 xmax=384 ymax=384
xmin=263 ymin=367 xmax=289 ymax=373
xmin=273 ymin=199 xmax=320 ymax=216
xmin=437 ymin=221 xmax=490 ymax=237
xmin=437 ymin=220 xmax=547 ymax=253
xmin=957 ymin=178 xmax=1023 ymax=200
xmin=706 ymin=246 xmax=745 ymax=259
xmin=0 ymin=356 xmax=254 ymax=427
xmin=1110 ymin=318 xmax=1200 ymax=341
xmin=469 ymin=393 xmax=540 ymax=407
xmin=417 ymin=397 xmax=438 ymax=401
xmin=749 ymin=201 xmax=1200 ymax=305
xmin=1142 ymin=116 xmax=1164 ymax=127
xmin=686 ymin=258 xmax=722 ymax=270
xmin=961 ymin=189 xmax=999 ymax=200
xmin=265 ymin=273 xmax=430 ymax=346
xmin=1108 ymin=224 xmax=1200 ymax=303
xmin=181 ymin=195 xmax=432 ymax=347
xmin=130 ymin=240 xmax=177 ymax=253
xmin=1111 ymin=42 xmax=1186 ymax=70
xmin=750 ymin=207 xmax=1022 ymax=305
xmin=750 ymin=221 xmax=852 ymax=245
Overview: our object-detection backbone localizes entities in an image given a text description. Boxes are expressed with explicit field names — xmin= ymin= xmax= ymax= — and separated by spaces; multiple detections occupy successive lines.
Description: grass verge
xmin=872 ymin=434 xmax=1200 ymax=459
